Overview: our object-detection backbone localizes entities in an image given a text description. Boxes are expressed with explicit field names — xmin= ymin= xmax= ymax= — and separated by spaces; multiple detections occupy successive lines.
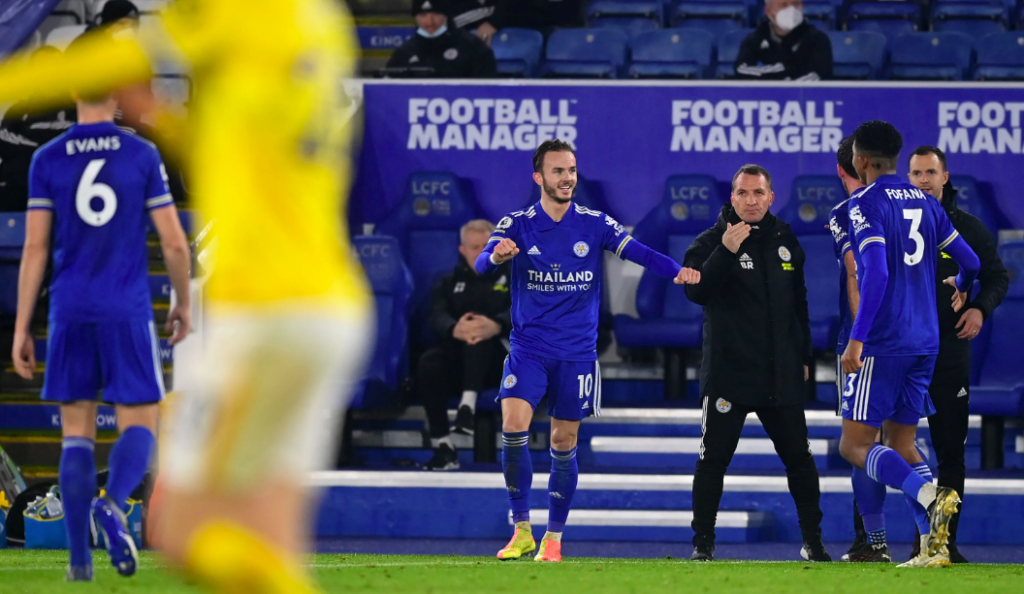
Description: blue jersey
xmin=828 ymin=197 xmax=855 ymax=351
xmin=848 ymin=174 xmax=960 ymax=357
xmin=488 ymin=202 xmax=632 ymax=361
xmin=28 ymin=122 xmax=173 ymax=323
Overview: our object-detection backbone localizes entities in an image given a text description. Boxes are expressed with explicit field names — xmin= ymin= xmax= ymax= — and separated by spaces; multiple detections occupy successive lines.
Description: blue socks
xmin=105 ymin=426 xmax=155 ymax=508
xmin=547 ymin=446 xmax=578 ymax=533
xmin=502 ymin=432 xmax=532 ymax=524
xmin=906 ymin=462 xmax=933 ymax=536
xmin=865 ymin=444 xmax=928 ymax=499
xmin=852 ymin=465 xmax=887 ymax=545
xmin=60 ymin=438 xmax=97 ymax=568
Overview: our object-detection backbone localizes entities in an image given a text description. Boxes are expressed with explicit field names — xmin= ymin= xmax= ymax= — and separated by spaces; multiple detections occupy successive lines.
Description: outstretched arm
xmin=618 ymin=237 xmax=700 ymax=285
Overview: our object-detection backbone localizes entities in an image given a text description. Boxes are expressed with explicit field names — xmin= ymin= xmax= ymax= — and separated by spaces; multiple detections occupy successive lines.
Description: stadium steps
xmin=0 ymin=435 xmax=116 ymax=468
xmin=311 ymin=469 xmax=1024 ymax=544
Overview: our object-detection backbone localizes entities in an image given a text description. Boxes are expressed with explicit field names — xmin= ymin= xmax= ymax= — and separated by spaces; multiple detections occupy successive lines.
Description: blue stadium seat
xmin=949 ymin=175 xmax=1002 ymax=234
xmin=628 ymin=29 xmax=714 ymax=78
xmin=970 ymin=241 xmax=1024 ymax=418
xmin=888 ymin=32 xmax=973 ymax=80
xmin=587 ymin=0 xmax=663 ymax=39
xmin=803 ymin=1 xmax=837 ymax=30
xmin=777 ymin=176 xmax=848 ymax=351
xmin=973 ymin=32 xmax=1024 ymax=81
xmin=672 ymin=1 xmax=747 ymax=26
xmin=932 ymin=3 xmax=1006 ymax=38
xmin=828 ymin=31 xmax=887 ymax=79
xmin=492 ymin=28 xmax=544 ymax=78
xmin=352 ymin=235 xmax=415 ymax=409
xmin=614 ymin=175 xmax=725 ymax=349
xmin=544 ymin=29 xmax=629 ymax=78
xmin=846 ymin=2 xmax=922 ymax=38
xmin=375 ymin=171 xmax=477 ymax=345
xmin=716 ymin=28 xmax=752 ymax=78
xmin=0 ymin=212 xmax=25 ymax=315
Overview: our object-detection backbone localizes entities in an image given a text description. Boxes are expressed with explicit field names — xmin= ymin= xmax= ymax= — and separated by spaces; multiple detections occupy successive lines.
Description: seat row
xmin=494 ymin=27 xmax=1024 ymax=80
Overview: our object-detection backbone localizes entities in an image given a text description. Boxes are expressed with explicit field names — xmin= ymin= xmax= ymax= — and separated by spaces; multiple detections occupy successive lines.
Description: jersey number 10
xmin=77 ymin=159 xmax=117 ymax=227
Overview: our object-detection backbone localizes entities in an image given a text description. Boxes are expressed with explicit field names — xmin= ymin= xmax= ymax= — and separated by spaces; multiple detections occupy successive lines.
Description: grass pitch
xmin=1 ymin=550 xmax=1023 ymax=594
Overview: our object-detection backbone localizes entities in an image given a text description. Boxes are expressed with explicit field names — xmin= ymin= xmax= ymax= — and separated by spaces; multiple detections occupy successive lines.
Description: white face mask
xmin=417 ymin=23 xmax=448 ymax=38
xmin=771 ymin=6 xmax=804 ymax=33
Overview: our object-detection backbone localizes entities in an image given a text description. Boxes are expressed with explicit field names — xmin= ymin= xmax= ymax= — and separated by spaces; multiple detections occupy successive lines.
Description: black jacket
xmin=385 ymin=28 xmax=497 ymax=78
xmin=935 ymin=181 xmax=1009 ymax=361
xmin=684 ymin=206 xmax=813 ymax=407
xmin=0 ymin=102 xmax=75 ymax=211
xmin=430 ymin=259 xmax=512 ymax=344
xmin=735 ymin=20 xmax=833 ymax=81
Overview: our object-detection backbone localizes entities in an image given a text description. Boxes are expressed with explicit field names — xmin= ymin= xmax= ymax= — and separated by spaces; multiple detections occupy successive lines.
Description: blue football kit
xmin=28 ymin=122 xmax=173 ymax=405
xmin=841 ymin=175 xmax=979 ymax=428
xmin=478 ymin=201 xmax=681 ymax=421
xmin=828 ymin=197 xmax=855 ymax=354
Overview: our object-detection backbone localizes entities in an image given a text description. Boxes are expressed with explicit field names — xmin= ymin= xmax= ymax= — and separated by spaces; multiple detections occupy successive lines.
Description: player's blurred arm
xmin=151 ymin=206 xmax=192 ymax=345
xmin=12 ymin=211 xmax=51 ymax=379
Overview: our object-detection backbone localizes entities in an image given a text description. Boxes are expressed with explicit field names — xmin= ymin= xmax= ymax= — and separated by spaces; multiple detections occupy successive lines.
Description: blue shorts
xmin=840 ymin=355 xmax=937 ymax=428
xmin=496 ymin=350 xmax=601 ymax=421
xmin=42 ymin=320 xmax=165 ymax=405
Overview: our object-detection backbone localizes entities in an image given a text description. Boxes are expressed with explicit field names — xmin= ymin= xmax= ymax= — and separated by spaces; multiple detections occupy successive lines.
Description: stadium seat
xmin=888 ymin=32 xmax=973 ymax=81
xmin=590 ymin=16 xmax=661 ymax=39
xmin=628 ymin=29 xmax=714 ymax=78
xmin=932 ymin=3 xmax=1006 ymax=38
xmin=828 ymin=31 xmax=887 ymax=80
xmin=776 ymin=176 xmax=848 ymax=351
xmin=973 ymin=32 xmax=1024 ymax=81
xmin=949 ymin=175 xmax=1002 ymax=234
xmin=803 ymin=1 xmax=837 ymax=30
xmin=492 ymin=28 xmax=544 ymax=77
xmin=845 ymin=2 xmax=922 ymax=38
xmin=544 ymin=29 xmax=629 ymax=78
xmin=0 ymin=212 xmax=26 ymax=315
xmin=351 ymin=235 xmax=415 ymax=409
xmin=614 ymin=174 xmax=726 ymax=351
xmin=970 ymin=241 xmax=1024 ymax=415
xmin=375 ymin=171 xmax=477 ymax=346
xmin=716 ymin=28 xmax=752 ymax=78
xmin=44 ymin=24 xmax=85 ymax=50
xmin=587 ymin=0 xmax=663 ymax=39
xmin=671 ymin=2 xmax=747 ymax=39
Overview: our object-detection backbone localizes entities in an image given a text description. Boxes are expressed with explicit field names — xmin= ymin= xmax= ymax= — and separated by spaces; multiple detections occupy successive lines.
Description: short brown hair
xmin=532 ymin=139 xmax=575 ymax=173
xmin=731 ymin=164 xmax=772 ymax=193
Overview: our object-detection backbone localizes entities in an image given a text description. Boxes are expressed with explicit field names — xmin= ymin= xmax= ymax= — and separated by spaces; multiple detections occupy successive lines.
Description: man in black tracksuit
xmin=417 ymin=220 xmax=512 ymax=470
xmin=684 ymin=164 xmax=828 ymax=562
xmin=907 ymin=147 xmax=1009 ymax=563
xmin=735 ymin=0 xmax=833 ymax=81
xmin=385 ymin=0 xmax=498 ymax=79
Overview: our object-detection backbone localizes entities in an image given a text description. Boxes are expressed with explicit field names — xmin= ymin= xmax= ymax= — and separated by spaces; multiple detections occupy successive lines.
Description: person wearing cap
xmin=95 ymin=0 xmax=141 ymax=33
xmin=385 ymin=0 xmax=497 ymax=78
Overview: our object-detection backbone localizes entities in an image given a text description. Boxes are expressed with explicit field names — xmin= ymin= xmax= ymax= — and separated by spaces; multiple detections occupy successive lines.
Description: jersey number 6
xmin=77 ymin=159 xmax=118 ymax=227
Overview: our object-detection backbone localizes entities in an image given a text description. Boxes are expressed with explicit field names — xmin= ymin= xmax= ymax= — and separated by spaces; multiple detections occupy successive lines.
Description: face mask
xmin=771 ymin=6 xmax=803 ymax=33
xmin=417 ymin=23 xmax=448 ymax=38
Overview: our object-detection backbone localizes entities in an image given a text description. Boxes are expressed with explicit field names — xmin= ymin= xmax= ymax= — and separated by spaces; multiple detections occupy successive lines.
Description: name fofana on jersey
xmin=65 ymin=135 xmax=121 ymax=155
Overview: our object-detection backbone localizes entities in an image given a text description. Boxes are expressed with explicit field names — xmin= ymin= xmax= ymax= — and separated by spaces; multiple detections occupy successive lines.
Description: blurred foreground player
xmin=11 ymin=35 xmax=191 ymax=581
xmin=478 ymin=140 xmax=700 ymax=562
xmin=838 ymin=121 xmax=980 ymax=568
xmin=0 ymin=2 xmax=372 ymax=592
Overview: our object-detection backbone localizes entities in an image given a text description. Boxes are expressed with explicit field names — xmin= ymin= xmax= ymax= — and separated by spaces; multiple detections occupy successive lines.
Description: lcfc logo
xmin=503 ymin=374 xmax=518 ymax=389
xmin=573 ymin=241 xmax=590 ymax=258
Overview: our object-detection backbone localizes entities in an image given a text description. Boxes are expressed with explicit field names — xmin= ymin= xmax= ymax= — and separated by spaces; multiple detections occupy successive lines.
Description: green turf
xmin=2 ymin=550 xmax=1023 ymax=594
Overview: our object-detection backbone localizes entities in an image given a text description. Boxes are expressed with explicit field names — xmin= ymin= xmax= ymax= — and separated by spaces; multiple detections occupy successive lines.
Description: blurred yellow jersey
xmin=0 ymin=0 xmax=371 ymax=309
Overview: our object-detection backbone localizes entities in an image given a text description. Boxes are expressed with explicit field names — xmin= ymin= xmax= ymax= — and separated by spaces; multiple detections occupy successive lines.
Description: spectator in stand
xmin=502 ymin=0 xmax=585 ymax=36
xmin=735 ymin=0 xmax=832 ymax=81
xmin=417 ymin=220 xmax=512 ymax=471
xmin=385 ymin=0 xmax=497 ymax=78
xmin=450 ymin=0 xmax=505 ymax=46
xmin=0 ymin=47 xmax=75 ymax=211
xmin=94 ymin=0 xmax=140 ymax=32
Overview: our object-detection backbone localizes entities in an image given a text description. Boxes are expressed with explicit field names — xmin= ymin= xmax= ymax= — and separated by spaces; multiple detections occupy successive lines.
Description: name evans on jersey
xmin=66 ymin=135 xmax=121 ymax=155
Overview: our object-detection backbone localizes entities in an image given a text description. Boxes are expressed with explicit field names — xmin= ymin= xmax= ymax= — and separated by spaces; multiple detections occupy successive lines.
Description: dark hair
xmin=532 ymin=139 xmax=575 ymax=173
xmin=837 ymin=135 xmax=857 ymax=179
xmin=908 ymin=145 xmax=948 ymax=172
xmin=731 ymin=164 xmax=773 ymax=193
xmin=853 ymin=120 xmax=903 ymax=161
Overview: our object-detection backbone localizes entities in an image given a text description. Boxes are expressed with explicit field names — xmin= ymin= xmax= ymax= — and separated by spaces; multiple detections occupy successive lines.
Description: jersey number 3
xmin=77 ymin=159 xmax=117 ymax=227
xmin=903 ymin=209 xmax=924 ymax=266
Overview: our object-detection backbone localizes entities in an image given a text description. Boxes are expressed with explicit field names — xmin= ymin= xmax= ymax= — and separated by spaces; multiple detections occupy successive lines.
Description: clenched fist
xmin=492 ymin=238 xmax=520 ymax=264
xmin=674 ymin=267 xmax=701 ymax=285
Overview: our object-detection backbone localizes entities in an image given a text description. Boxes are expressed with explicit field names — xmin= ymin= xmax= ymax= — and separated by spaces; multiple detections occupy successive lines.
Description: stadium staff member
xmin=450 ymin=0 xmax=504 ymax=45
xmin=684 ymin=165 xmax=829 ymax=563
xmin=417 ymin=219 xmax=512 ymax=471
xmin=907 ymin=146 xmax=1009 ymax=563
xmin=735 ymin=0 xmax=833 ymax=81
xmin=385 ymin=0 xmax=498 ymax=78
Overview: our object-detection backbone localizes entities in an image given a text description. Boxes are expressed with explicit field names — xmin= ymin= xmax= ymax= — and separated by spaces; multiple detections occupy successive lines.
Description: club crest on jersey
xmin=715 ymin=398 xmax=732 ymax=413
xmin=497 ymin=216 xmax=513 ymax=231
xmin=778 ymin=246 xmax=792 ymax=262
xmin=503 ymin=374 xmax=518 ymax=389
xmin=573 ymin=241 xmax=590 ymax=258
